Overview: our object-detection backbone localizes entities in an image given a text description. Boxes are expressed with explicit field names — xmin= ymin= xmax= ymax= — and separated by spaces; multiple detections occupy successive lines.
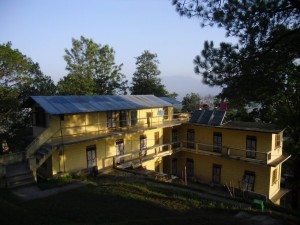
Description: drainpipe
xmin=59 ymin=117 xmax=65 ymax=173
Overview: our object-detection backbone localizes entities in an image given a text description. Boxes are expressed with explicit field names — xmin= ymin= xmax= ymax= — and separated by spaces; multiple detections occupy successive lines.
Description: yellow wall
xmin=169 ymin=151 xmax=272 ymax=197
xmin=47 ymin=108 xmax=167 ymax=141
xmin=180 ymin=125 xmax=277 ymax=162
xmin=51 ymin=127 xmax=165 ymax=174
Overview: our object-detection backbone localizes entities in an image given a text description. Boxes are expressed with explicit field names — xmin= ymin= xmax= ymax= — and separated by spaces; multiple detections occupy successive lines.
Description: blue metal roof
xmin=26 ymin=95 xmax=172 ymax=115
xmin=159 ymin=97 xmax=181 ymax=105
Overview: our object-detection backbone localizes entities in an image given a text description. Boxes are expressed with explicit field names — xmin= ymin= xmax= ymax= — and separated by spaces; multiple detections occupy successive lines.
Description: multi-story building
xmin=1 ymin=95 xmax=290 ymax=204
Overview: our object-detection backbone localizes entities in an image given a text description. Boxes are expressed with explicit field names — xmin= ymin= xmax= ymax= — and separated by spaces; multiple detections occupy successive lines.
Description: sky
xmin=0 ymin=0 xmax=234 ymax=100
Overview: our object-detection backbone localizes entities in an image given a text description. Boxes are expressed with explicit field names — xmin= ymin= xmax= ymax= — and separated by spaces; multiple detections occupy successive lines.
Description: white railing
xmin=181 ymin=141 xmax=272 ymax=165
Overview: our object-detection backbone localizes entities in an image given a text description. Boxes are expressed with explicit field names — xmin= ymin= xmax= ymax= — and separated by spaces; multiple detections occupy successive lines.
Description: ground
xmin=0 ymin=170 xmax=296 ymax=225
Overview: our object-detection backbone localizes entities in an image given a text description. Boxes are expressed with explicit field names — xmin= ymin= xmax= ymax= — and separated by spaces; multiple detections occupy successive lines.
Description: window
xmin=140 ymin=135 xmax=147 ymax=156
xmin=187 ymin=129 xmax=195 ymax=149
xmin=35 ymin=107 xmax=46 ymax=127
xmin=272 ymin=168 xmax=278 ymax=185
xmin=116 ymin=139 xmax=124 ymax=164
xmin=213 ymin=132 xmax=222 ymax=153
xmin=243 ymin=171 xmax=255 ymax=191
xmin=119 ymin=111 xmax=128 ymax=127
xmin=154 ymin=132 xmax=159 ymax=145
xmin=275 ymin=134 xmax=281 ymax=148
xmin=107 ymin=111 xmax=117 ymax=128
xmin=86 ymin=145 xmax=97 ymax=169
xmin=163 ymin=107 xmax=169 ymax=120
xmin=172 ymin=158 xmax=177 ymax=176
xmin=212 ymin=164 xmax=222 ymax=184
xmin=172 ymin=128 xmax=180 ymax=148
xmin=246 ymin=136 xmax=256 ymax=158
xmin=186 ymin=158 xmax=194 ymax=177
xmin=130 ymin=110 xmax=137 ymax=126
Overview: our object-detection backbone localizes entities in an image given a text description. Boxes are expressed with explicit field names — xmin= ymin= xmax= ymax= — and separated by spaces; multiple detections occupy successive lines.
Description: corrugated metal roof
xmin=26 ymin=95 xmax=172 ymax=115
xmin=159 ymin=97 xmax=181 ymax=105
xmin=220 ymin=121 xmax=284 ymax=133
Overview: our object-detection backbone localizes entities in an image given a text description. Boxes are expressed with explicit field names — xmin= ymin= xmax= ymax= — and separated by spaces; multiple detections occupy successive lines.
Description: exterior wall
xmin=180 ymin=124 xmax=277 ymax=162
xmin=270 ymin=132 xmax=283 ymax=162
xmin=45 ymin=107 xmax=168 ymax=143
xmin=269 ymin=165 xmax=281 ymax=199
xmin=181 ymin=125 xmax=272 ymax=152
xmin=169 ymin=151 xmax=271 ymax=197
xmin=51 ymin=127 xmax=164 ymax=175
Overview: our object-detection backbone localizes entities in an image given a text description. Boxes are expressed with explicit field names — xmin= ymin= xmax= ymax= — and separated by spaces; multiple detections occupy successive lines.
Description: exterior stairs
xmin=6 ymin=162 xmax=35 ymax=189
xmin=35 ymin=143 xmax=55 ymax=168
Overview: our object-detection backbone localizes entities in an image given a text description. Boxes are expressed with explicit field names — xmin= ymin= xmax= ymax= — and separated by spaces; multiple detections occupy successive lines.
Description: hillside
xmin=0 ymin=171 xmax=296 ymax=225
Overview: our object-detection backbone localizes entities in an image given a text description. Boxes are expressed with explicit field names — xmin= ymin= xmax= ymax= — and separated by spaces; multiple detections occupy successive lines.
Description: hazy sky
xmin=0 ymin=0 xmax=234 ymax=100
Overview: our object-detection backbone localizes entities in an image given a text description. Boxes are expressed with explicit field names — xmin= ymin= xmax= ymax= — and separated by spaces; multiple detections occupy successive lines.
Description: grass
xmin=0 ymin=171 xmax=289 ymax=225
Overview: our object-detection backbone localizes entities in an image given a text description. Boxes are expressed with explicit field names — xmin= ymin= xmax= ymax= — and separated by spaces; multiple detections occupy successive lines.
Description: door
xmin=212 ymin=164 xmax=222 ymax=184
xmin=213 ymin=132 xmax=222 ymax=153
xmin=116 ymin=139 xmax=124 ymax=164
xmin=172 ymin=128 xmax=180 ymax=148
xmin=107 ymin=111 xmax=117 ymax=128
xmin=119 ymin=111 xmax=128 ymax=127
xmin=187 ymin=129 xmax=195 ymax=149
xmin=130 ymin=110 xmax=137 ymax=126
xmin=246 ymin=136 xmax=256 ymax=158
xmin=140 ymin=135 xmax=147 ymax=156
xmin=186 ymin=158 xmax=194 ymax=177
xmin=243 ymin=171 xmax=255 ymax=191
xmin=86 ymin=145 xmax=97 ymax=169
xmin=172 ymin=158 xmax=177 ymax=176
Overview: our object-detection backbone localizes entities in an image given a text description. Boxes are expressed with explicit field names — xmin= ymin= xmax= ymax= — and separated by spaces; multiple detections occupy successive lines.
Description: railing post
xmin=227 ymin=148 xmax=230 ymax=156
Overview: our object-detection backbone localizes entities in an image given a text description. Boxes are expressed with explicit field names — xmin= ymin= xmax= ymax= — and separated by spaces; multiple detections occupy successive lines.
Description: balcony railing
xmin=48 ymin=114 xmax=189 ymax=146
xmin=112 ymin=142 xmax=180 ymax=169
xmin=181 ymin=141 xmax=272 ymax=165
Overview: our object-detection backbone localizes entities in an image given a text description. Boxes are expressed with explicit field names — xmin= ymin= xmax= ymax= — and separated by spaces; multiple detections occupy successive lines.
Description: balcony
xmin=109 ymin=142 xmax=180 ymax=169
xmin=181 ymin=141 xmax=273 ymax=166
xmin=47 ymin=114 xmax=188 ymax=147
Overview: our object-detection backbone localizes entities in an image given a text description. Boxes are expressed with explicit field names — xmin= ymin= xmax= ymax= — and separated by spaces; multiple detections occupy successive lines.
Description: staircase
xmin=6 ymin=162 xmax=35 ymax=189
xmin=35 ymin=143 xmax=55 ymax=168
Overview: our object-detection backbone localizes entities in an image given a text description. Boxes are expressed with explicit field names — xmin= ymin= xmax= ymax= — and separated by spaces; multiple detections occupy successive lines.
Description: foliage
xmin=57 ymin=36 xmax=128 ymax=95
xmin=37 ymin=173 xmax=73 ymax=190
xmin=0 ymin=42 xmax=56 ymax=150
xmin=130 ymin=50 xmax=169 ymax=97
xmin=172 ymin=0 xmax=300 ymax=142
xmin=182 ymin=92 xmax=201 ymax=112
xmin=166 ymin=91 xmax=179 ymax=100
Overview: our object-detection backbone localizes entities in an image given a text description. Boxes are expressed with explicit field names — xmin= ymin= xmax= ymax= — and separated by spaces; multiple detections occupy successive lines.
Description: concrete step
xmin=5 ymin=162 xmax=36 ymax=189
xmin=35 ymin=144 xmax=53 ymax=164
xmin=6 ymin=162 xmax=30 ymax=177
xmin=7 ymin=174 xmax=35 ymax=189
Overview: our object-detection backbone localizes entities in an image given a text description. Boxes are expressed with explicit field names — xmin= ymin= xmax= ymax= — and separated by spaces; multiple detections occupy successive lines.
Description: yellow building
xmin=22 ymin=95 xmax=290 ymax=204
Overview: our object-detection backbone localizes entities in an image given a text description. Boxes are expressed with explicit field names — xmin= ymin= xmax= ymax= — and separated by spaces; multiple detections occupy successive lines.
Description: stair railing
xmin=25 ymin=128 xmax=60 ymax=159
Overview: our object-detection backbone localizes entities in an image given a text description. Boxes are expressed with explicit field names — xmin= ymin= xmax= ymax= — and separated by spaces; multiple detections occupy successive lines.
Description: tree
xmin=57 ymin=36 xmax=128 ymax=95
xmin=172 ymin=0 xmax=300 ymax=142
xmin=182 ymin=92 xmax=200 ymax=112
xmin=166 ymin=92 xmax=179 ymax=100
xmin=0 ymin=42 xmax=56 ymax=150
xmin=130 ymin=50 xmax=168 ymax=97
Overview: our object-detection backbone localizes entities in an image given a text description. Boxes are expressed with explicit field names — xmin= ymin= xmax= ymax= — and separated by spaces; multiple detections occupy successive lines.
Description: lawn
xmin=0 ymin=171 xmax=286 ymax=225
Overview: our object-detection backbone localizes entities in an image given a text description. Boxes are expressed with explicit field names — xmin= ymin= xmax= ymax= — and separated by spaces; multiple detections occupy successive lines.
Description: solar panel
xmin=210 ymin=111 xmax=226 ymax=126
xmin=189 ymin=110 xmax=203 ymax=123
xmin=197 ymin=110 xmax=213 ymax=124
